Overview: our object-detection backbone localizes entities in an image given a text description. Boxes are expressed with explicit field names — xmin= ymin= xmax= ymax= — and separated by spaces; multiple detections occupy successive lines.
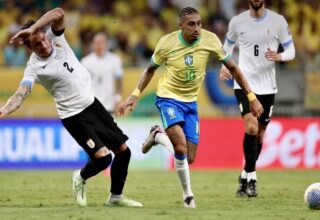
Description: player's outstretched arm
xmin=223 ymin=58 xmax=264 ymax=117
xmin=0 ymin=84 xmax=31 ymax=118
xmin=10 ymin=7 xmax=64 ymax=45
xmin=116 ymin=65 xmax=157 ymax=115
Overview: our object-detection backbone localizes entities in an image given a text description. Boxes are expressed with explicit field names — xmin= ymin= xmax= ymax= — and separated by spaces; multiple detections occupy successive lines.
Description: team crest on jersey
xmin=167 ymin=107 xmax=176 ymax=119
xmin=184 ymin=54 xmax=193 ymax=66
xmin=86 ymin=138 xmax=95 ymax=148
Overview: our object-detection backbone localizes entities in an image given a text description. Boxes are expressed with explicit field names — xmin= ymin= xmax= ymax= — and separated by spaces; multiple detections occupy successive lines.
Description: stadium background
xmin=0 ymin=0 xmax=319 ymax=170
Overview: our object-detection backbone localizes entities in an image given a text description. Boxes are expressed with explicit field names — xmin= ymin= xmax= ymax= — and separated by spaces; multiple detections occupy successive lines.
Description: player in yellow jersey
xmin=117 ymin=7 xmax=263 ymax=208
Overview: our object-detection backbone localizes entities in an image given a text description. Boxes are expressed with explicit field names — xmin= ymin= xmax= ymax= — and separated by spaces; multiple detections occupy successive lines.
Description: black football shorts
xmin=234 ymin=89 xmax=275 ymax=126
xmin=61 ymin=98 xmax=128 ymax=158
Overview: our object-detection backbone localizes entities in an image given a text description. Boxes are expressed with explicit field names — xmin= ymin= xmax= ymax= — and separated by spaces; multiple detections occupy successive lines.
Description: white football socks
xmin=247 ymin=171 xmax=257 ymax=181
xmin=241 ymin=170 xmax=247 ymax=179
xmin=155 ymin=132 xmax=174 ymax=153
xmin=174 ymin=157 xmax=193 ymax=197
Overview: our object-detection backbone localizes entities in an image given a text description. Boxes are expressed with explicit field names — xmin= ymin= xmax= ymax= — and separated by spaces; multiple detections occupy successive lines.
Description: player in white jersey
xmin=81 ymin=32 xmax=123 ymax=113
xmin=219 ymin=0 xmax=295 ymax=197
xmin=0 ymin=8 xmax=142 ymax=208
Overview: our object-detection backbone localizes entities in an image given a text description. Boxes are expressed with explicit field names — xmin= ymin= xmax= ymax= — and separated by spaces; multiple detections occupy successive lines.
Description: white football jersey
xmin=21 ymin=28 xmax=94 ymax=119
xmin=81 ymin=51 xmax=123 ymax=112
xmin=224 ymin=9 xmax=293 ymax=94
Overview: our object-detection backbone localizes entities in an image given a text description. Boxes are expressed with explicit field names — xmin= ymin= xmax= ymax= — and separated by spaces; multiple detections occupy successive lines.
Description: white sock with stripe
xmin=174 ymin=154 xmax=193 ymax=198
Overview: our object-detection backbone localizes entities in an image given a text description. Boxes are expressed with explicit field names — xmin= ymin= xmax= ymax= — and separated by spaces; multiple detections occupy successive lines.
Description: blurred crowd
xmin=0 ymin=0 xmax=319 ymax=68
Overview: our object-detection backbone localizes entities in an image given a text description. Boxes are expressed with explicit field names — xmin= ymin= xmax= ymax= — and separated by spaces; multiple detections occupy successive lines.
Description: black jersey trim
xmin=52 ymin=28 xmax=65 ymax=36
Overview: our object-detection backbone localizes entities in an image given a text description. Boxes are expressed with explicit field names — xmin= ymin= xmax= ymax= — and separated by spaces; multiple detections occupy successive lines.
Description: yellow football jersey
xmin=152 ymin=29 xmax=230 ymax=102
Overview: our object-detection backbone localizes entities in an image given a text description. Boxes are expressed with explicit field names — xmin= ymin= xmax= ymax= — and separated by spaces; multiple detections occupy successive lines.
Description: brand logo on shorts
xmin=239 ymin=103 xmax=243 ymax=113
xmin=167 ymin=107 xmax=176 ymax=119
xmin=86 ymin=138 xmax=95 ymax=148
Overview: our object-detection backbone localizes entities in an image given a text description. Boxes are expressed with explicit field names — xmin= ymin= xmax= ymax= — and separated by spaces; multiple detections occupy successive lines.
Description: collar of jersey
xmin=251 ymin=9 xmax=268 ymax=22
xmin=178 ymin=30 xmax=201 ymax=47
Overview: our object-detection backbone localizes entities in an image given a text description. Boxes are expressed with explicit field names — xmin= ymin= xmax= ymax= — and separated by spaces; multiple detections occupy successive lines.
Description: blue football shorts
xmin=155 ymin=96 xmax=199 ymax=144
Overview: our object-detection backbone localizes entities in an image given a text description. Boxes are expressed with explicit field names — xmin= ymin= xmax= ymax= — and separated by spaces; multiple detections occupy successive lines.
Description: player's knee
xmin=93 ymin=153 xmax=113 ymax=171
xmin=174 ymin=145 xmax=187 ymax=156
xmin=94 ymin=146 xmax=111 ymax=158
xmin=245 ymin=124 xmax=258 ymax=135
xmin=113 ymin=143 xmax=130 ymax=155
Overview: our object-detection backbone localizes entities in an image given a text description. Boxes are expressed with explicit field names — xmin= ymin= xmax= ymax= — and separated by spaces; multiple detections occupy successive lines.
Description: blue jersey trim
xmin=226 ymin=37 xmax=235 ymax=45
xmin=281 ymin=39 xmax=293 ymax=48
xmin=20 ymin=80 xmax=33 ymax=89
xmin=254 ymin=9 xmax=268 ymax=22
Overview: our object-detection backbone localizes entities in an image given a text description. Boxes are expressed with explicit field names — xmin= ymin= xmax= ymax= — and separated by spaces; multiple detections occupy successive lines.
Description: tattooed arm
xmin=0 ymin=84 xmax=31 ymax=118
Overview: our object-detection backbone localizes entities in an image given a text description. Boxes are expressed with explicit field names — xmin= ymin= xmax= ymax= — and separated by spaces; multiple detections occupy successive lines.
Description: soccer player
xmin=117 ymin=7 xmax=264 ymax=208
xmin=219 ymin=0 xmax=295 ymax=197
xmin=81 ymin=32 xmax=123 ymax=113
xmin=0 ymin=8 xmax=142 ymax=207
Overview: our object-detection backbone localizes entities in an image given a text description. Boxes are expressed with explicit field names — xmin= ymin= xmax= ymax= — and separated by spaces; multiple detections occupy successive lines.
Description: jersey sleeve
xmin=150 ymin=37 xmax=166 ymax=67
xmin=278 ymin=15 xmax=293 ymax=48
xmin=47 ymin=27 xmax=68 ymax=45
xmin=225 ymin=17 xmax=237 ymax=45
xmin=20 ymin=64 xmax=37 ymax=90
xmin=211 ymin=33 xmax=231 ymax=64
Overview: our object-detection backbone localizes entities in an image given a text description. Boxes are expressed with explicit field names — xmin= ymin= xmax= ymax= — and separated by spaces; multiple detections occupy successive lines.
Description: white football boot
xmin=72 ymin=169 xmax=86 ymax=207
xmin=107 ymin=194 xmax=143 ymax=207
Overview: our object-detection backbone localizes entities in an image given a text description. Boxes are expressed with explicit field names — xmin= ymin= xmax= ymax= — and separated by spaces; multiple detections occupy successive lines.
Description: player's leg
xmin=142 ymin=125 xmax=174 ymax=154
xmin=184 ymin=103 xmax=199 ymax=165
xmin=242 ymin=113 xmax=259 ymax=197
xmin=256 ymin=123 xmax=267 ymax=160
xmin=256 ymin=94 xmax=275 ymax=161
xmin=90 ymin=98 xmax=142 ymax=207
xmin=72 ymin=146 xmax=112 ymax=206
xmin=240 ymin=93 xmax=275 ymax=197
xmin=187 ymin=141 xmax=198 ymax=164
xmin=107 ymin=143 xmax=143 ymax=207
xmin=235 ymin=89 xmax=259 ymax=197
xmin=166 ymin=124 xmax=195 ymax=208
xmin=243 ymin=113 xmax=259 ymax=178
xmin=62 ymin=106 xmax=113 ymax=206
xmin=151 ymin=97 xmax=196 ymax=208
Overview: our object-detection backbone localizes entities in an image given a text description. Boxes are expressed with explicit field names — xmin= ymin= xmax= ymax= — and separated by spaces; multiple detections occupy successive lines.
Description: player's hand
xmin=10 ymin=27 xmax=36 ymax=45
xmin=219 ymin=66 xmax=233 ymax=80
xmin=0 ymin=107 xmax=8 ymax=119
xmin=265 ymin=48 xmax=281 ymax=61
xmin=249 ymin=99 xmax=264 ymax=118
xmin=116 ymin=95 xmax=138 ymax=116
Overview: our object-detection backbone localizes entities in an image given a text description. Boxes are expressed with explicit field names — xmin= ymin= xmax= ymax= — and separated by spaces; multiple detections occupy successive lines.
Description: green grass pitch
xmin=0 ymin=170 xmax=319 ymax=220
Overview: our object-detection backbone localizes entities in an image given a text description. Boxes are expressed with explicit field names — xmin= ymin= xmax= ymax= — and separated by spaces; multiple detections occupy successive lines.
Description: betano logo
xmin=257 ymin=122 xmax=320 ymax=168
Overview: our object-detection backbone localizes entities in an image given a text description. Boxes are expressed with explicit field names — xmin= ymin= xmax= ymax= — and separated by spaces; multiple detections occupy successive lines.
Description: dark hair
xmin=179 ymin=7 xmax=199 ymax=20
xmin=21 ymin=19 xmax=36 ymax=30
